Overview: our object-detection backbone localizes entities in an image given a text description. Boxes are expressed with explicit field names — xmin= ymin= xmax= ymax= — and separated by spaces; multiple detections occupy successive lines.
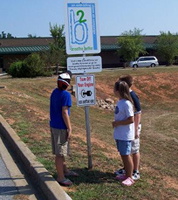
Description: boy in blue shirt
xmin=50 ymin=72 xmax=78 ymax=186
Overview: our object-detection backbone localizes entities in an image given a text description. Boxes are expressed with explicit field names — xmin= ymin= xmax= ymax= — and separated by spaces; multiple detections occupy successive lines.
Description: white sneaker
xmin=132 ymin=171 xmax=140 ymax=180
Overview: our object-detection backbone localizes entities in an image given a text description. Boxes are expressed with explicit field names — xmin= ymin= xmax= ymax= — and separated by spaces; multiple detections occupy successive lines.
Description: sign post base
xmin=85 ymin=106 xmax=93 ymax=169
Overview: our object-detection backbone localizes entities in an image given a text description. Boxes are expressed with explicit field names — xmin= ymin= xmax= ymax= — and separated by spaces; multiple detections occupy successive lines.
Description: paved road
xmin=0 ymin=136 xmax=39 ymax=200
xmin=0 ymin=155 xmax=19 ymax=200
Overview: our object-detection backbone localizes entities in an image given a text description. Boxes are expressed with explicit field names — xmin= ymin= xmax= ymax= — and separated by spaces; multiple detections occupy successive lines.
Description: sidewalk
xmin=0 ymin=154 xmax=19 ymax=200
xmin=0 ymin=135 xmax=38 ymax=200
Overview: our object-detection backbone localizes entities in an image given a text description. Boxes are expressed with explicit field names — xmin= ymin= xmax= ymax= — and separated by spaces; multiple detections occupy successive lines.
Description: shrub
xmin=8 ymin=53 xmax=48 ymax=78
xmin=8 ymin=61 xmax=24 ymax=77
xmin=23 ymin=53 xmax=45 ymax=77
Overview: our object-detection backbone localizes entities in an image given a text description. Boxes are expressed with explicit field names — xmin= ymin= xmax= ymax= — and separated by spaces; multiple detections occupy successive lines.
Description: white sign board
xmin=65 ymin=0 xmax=100 ymax=55
xmin=76 ymin=74 xmax=95 ymax=106
xmin=67 ymin=56 xmax=102 ymax=74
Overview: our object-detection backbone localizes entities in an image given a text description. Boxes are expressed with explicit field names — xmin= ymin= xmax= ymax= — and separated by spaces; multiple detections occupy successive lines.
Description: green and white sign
xmin=65 ymin=0 xmax=100 ymax=55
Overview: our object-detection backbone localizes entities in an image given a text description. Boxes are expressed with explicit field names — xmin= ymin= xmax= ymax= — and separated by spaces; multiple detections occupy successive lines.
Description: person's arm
xmin=112 ymin=116 xmax=134 ymax=128
xmin=134 ymin=113 xmax=141 ymax=139
xmin=62 ymin=106 xmax=72 ymax=141
xmin=130 ymin=91 xmax=141 ymax=138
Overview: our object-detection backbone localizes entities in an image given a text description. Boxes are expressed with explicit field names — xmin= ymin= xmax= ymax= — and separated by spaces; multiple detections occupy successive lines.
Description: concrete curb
xmin=0 ymin=115 xmax=72 ymax=200
xmin=0 ymin=73 xmax=8 ymax=77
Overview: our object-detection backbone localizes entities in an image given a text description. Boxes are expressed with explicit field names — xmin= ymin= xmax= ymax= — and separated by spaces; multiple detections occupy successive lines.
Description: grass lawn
xmin=0 ymin=66 xmax=178 ymax=200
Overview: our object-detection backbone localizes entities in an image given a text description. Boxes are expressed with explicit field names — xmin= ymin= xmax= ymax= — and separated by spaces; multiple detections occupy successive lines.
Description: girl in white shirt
xmin=112 ymin=81 xmax=135 ymax=186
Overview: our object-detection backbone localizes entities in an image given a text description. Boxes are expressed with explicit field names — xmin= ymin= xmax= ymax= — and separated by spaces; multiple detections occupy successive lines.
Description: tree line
xmin=0 ymin=31 xmax=40 ymax=38
xmin=0 ymin=31 xmax=14 ymax=38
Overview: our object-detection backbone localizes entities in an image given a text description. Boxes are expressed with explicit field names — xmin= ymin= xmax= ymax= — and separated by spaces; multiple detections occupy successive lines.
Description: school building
xmin=0 ymin=36 xmax=164 ymax=72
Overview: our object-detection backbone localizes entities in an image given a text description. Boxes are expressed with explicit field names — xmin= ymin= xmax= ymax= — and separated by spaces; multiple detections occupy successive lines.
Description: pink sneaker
xmin=115 ymin=174 xmax=127 ymax=181
xmin=122 ymin=177 xmax=135 ymax=186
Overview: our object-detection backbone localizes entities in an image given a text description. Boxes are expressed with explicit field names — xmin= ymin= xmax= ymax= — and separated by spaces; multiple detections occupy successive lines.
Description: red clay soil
xmin=95 ymin=72 xmax=178 ymax=104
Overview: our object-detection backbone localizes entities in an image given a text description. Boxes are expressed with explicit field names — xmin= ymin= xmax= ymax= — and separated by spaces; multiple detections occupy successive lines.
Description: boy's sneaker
xmin=115 ymin=168 xmax=126 ymax=175
xmin=132 ymin=170 xmax=140 ymax=180
xmin=57 ymin=178 xmax=73 ymax=187
xmin=115 ymin=174 xmax=127 ymax=181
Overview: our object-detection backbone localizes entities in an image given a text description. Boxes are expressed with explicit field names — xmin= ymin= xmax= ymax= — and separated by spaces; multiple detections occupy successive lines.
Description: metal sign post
xmin=65 ymin=0 xmax=101 ymax=169
xmin=85 ymin=106 xmax=92 ymax=169
xmin=75 ymin=74 xmax=95 ymax=169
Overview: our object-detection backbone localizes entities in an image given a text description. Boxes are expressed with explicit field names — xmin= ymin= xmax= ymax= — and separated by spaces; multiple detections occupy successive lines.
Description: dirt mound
xmin=95 ymin=72 xmax=178 ymax=104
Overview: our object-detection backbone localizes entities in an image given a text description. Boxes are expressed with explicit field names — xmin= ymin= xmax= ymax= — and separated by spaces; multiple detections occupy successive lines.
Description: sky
xmin=1 ymin=0 xmax=178 ymax=38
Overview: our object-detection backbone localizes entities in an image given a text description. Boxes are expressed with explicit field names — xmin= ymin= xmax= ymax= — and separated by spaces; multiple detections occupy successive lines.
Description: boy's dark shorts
xmin=50 ymin=128 xmax=69 ymax=156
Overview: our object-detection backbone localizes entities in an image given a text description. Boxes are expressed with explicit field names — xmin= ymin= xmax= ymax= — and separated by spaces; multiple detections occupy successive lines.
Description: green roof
xmin=0 ymin=44 xmax=119 ymax=53
xmin=101 ymin=44 xmax=119 ymax=50
xmin=101 ymin=43 xmax=156 ymax=50
xmin=0 ymin=43 xmax=157 ymax=54
xmin=0 ymin=45 xmax=49 ymax=54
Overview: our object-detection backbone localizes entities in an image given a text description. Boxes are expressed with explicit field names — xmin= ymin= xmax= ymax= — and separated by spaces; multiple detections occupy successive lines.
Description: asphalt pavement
xmin=0 ymin=154 xmax=19 ymax=200
xmin=0 ymin=135 xmax=38 ymax=200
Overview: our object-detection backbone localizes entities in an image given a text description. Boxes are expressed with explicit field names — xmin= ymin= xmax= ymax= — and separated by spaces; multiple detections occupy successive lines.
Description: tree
xmin=28 ymin=34 xmax=37 ymax=38
xmin=0 ymin=31 xmax=6 ymax=38
xmin=0 ymin=31 xmax=14 ymax=38
xmin=40 ymin=23 xmax=66 ymax=74
xmin=38 ymin=24 xmax=66 ymax=74
xmin=117 ymin=28 xmax=147 ymax=65
xmin=156 ymin=31 xmax=178 ymax=65
xmin=48 ymin=23 xmax=66 ymax=72
xmin=49 ymin=23 xmax=65 ymax=50
xmin=7 ymin=33 xmax=14 ymax=38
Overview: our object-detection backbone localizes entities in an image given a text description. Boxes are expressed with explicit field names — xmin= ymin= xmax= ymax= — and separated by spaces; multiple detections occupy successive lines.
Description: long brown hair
xmin=114 ymin=81 xmax=133 ymax=104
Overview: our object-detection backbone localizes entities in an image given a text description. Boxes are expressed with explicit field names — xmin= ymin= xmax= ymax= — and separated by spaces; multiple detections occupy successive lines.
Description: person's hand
xmin=135 ymin=129 xmax=139 ymax=139
xmin=112 ymin=121 xmax=116 ymax=128
xmin=67 ymin=129 xmax=72 ymax=141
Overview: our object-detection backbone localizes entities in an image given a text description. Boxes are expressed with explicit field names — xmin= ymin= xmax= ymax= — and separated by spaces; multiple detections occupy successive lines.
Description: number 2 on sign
xmin=77 ymin=10 xmax=87 ymax=23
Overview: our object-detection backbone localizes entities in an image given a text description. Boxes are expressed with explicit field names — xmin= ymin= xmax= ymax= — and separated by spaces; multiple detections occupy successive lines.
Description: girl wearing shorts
xmin=112 ymin=81 xmax=135 ymax=186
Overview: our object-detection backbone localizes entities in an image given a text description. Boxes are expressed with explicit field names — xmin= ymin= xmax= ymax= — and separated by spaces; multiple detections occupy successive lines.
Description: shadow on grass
xmin=65 ymin=168 xmax=116 ymax=185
